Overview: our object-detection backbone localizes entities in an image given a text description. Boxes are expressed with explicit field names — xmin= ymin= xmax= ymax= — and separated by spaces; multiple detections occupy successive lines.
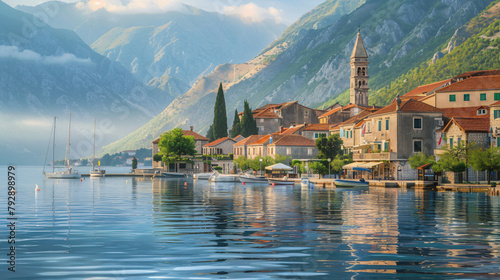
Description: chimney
xmin=396 ymin=95 xmax=401 ymax=111
xmin=190 ymin=126 xmax=194 ymax=131
xmin=280 ymin=126 xmax=284 ymax=133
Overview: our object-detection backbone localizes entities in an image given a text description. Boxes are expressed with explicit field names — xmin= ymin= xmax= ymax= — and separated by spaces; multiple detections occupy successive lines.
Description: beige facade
xmin=433 ymin=89 xmax=500 ymax=108
xmin=203 ymin=137 xmax=236 ymax=156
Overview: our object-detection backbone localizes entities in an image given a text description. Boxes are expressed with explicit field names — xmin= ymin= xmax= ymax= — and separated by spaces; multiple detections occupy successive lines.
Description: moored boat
xmin=268 ymin=178 xmax=296 ymax=186
xmin=300 ymin=178 xmax=314 ymax=188
xmin=161 ymin=172 xmax=186 ymax=178
xmin=209 ymin=172 xmax=240 ymax=182
xmin=90 ymin=168 xmax=105 ymax=177
xmin=334 ymin=179 xmax=369 ymax=187
xmin=194 ymin=172 xmax=215 ymax=180
xmin=239 ymin=173 xmax=268 ymax=184
xmin=45 ymin=167 xmax=81 ymax=179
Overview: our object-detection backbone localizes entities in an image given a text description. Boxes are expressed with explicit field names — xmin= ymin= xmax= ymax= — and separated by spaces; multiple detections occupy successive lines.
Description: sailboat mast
xmin=65 ymin=110 xmax=72 ymax=168
xmin=93 ymin=118 xmax=96 ymax=169
xmin=53 ymin=117 xmax=56 ymax=173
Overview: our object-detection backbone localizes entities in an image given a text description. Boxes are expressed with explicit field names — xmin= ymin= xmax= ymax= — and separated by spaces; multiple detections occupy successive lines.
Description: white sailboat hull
xmin=45 ymin=170 xmax=81 ymax=179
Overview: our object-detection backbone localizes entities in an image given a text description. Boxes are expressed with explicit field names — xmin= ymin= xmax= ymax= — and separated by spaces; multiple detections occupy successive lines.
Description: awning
xmin=360 ymin=161 xmax=384 ymax=168
xmin=265 ymin=163 xmax=293 ymax=171
xmin=342 ymin=162 xmax=364 ymax=169
xmin=353 ymin=144 xmax=372 ymax=150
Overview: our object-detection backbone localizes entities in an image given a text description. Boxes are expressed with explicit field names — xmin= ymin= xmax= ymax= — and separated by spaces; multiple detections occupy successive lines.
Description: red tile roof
xmin=318 ymin=106 xmax=343 ymax=118
xmin=274 ymin=124 xmax=306 ymax=135
xmin=443 ymin=117 xmax=490 ymax=133
xmin=436 ymin=75 xmax=500 ymax=92
xmin=203 ymin=137 xmax=235 ymax=147
xmin=254 ymin=108 xmax=281 ymax=119
xmin=302 ymin=123 xmax=331 ymax=131
xmin=404 ymin=79 xmax=451 ymax=97
xmin=183 ymin=130 xmax=210 ymax=141
xmin=269 ymin=135 xmax=315 ymax=147
xmin=250 ymin=135 xmax=271 ymax=146
xmin=439 ymin=106 xmax=489 ymax=119
xmin=234 ymin=135 xmax=266 ymax=147
xmin=453 ymin=69 xmax=500 ymax=79
xmin=372 ymin=98 xmax=442 ymax=116
xmin=491 ymin=101 xmax=500 ymax=107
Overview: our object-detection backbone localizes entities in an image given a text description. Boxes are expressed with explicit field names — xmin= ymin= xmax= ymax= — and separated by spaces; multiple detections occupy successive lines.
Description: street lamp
xmin=259 ymin=158 xmax=263 ymax=175
xmin=328 ymin=158 xmax=331 ymax=178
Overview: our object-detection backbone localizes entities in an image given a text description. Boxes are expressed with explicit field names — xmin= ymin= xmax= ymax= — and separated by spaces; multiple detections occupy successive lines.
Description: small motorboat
xmin=268 ymin=177 xmax=295 ymax=186
xmin=300 ymin=178 xmax=314 ymax=188
xmin=239 ymin=173 xmax=268 ymax=184
xmin=209 ymin=172 xmax=240 ymax=183
xmin=334 ymin=179 xmax=369 ymax=187
xmin=89 ymin=168 xmax=105 ymax=177
xmin=194 ymin=172 xmax=215 ymax=180
xmin=161 ymin=172 xmax=186 ymax=178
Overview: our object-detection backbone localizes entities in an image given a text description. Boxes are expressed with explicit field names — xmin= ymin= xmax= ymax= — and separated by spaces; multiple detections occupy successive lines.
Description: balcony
xmin=353 ymin=152 xmax=397 ymax=161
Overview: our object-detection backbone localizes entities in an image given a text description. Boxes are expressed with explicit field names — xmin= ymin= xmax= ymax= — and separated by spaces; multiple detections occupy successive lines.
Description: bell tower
xmin=350 ymin=32 xmax=369 ymax=107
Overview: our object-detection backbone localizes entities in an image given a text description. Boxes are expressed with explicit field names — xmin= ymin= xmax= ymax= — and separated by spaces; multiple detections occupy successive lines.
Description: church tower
xmin=350 ymin=32 xmax=369 ymax=107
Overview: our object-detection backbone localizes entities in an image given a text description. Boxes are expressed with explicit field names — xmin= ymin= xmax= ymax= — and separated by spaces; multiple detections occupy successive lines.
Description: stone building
xmin=350 ymin=32 xmax=369 ymax=107
xmin=203 ymin=137 xmax=236 ymax=156
xmin=267 ymin=135 xmax=317 ymax=160
xmin=233 ymin=135 xmax=267 ymax=159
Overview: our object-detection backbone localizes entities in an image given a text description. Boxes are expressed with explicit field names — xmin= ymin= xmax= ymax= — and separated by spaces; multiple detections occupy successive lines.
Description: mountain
xmin=18 ymin=1 xmax=287 ymax=97
xmin=102 ymin=0 xmax=498 ymax=156
xmin=0 ymin=1 xmax=169 ymax=164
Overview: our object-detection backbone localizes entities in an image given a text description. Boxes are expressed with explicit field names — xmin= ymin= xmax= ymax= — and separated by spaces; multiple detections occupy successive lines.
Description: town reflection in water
xmin=149 ymin=179 xmax=500 ymax=278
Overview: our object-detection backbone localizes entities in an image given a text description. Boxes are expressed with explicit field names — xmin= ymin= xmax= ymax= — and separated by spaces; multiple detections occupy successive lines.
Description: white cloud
xmin=77 ymin=0 xmax=185 ymax=14
xmin=0 ymin=45 xmax=92 ymax=65
xmin=223 ymin=3 xmax=282 ymax=23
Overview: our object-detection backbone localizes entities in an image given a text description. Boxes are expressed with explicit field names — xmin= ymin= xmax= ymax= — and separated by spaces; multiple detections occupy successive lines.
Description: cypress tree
xmin=230 ymin=109 xmax=241 ymax=138
xmin=240 ymin=100 xmax=258 ymax=137
xmin=206 ymin=124 xmax=215 ymax=142
xmin=212 ymin=83 xmax=228 ymax=139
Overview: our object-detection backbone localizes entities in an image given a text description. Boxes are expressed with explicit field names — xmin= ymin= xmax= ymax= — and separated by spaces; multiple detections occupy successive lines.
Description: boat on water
xmin=160 ymin=172 xmax=186 ymax=178
xmin=209 ymin=172 xmax=240 ymax=183
xmin=268 ymin=178 xmax=296 ymax=186
xmin=239 ymin=173 xmax=268 ymax=184
xmin=300 ymin=178 xmax=314 ymax=188
xmin=194 ymin=172 xmax=215 ymax=180
xmin=90 ymin=119 xmax=105 ymax=177
xmin=43 ymin=111 xmax=81 ymax=179
xmin=334 ymin=179 xmax=369 ymax=187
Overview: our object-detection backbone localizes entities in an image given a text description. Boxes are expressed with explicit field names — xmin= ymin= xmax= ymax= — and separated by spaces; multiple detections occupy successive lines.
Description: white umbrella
xmin=265 ymin=163 xmax=293 ymax=171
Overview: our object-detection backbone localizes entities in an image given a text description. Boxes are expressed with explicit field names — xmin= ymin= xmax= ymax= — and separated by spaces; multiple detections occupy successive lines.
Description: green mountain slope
xmin=101 ymin=0 xmax=495 ymax=155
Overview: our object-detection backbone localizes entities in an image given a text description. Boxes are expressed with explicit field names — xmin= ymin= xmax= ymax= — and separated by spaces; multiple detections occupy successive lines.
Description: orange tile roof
xmin=436 ymin=75 xmax=500 ymax=92
xmin=318 ymin=106 xmax=343 ymax=118
xmin=254 ymin=108 xmax=281 ymax=119
xmin=404 ymin=79 xmax=451 ymax=97
xmin=183 ymin=130 xmax=210 ymax=141
xmin=234 ymin=135 xmax=266 ymax=147
xmin=279 ymin=124 xmax=306 ymax=135
xmin=439 ymin=106 xmax=489 ymax=119
xmin=372 ymin=98 xmax=442 ymax=116
xmin=340 ymin=110 xmax=373 ymax=126
xmin=443 ymin=117 xmax=490 ymax=133
xmin=302 ymin=123 xmax=331 ymax=131
xmin=204 ymin=137 xmax=235 ymax=147
xmin=453 ymin=69 xmax=500 ymax=79
xmin=269 ymin=135 xmax=315 ymax=147
xmin=491 ymin=101 xmax=500 ymax=107
xmin=249 ymin=135 xmax=271 ymax=146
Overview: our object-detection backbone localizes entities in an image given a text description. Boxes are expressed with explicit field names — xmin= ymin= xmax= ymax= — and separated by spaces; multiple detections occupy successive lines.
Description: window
xmin=271 ymin=148 xmax=274 ymax=155
xmin=413 ymin=117 xmax=422 ymax=130
xmin=367 ymin=122 xmax=371 ymax=132
xmin=495 ymin=110 xmax=500 ymax=119
xmin=449 ymin=94 xmax=456 ymax=102
xmin=495 ymin=93 xmax=500 ymax=101
xmin=384 ymin=142 xmax=389 ymax=151
xmin=480 ymin=93 xmax=487 ymax=101
xmin=464 ymin=94 xmax=470 ymax=101
xmin=385 ymin=119 xmax=389 ymax=130
xmin=274 ymin=119 xmax=279 ymax=122
xmin=304 ymin=110 xmax=310 ymax=118
xmin=308 ymin=148 xmax=313 ymax=155
xmin=413 ymin=140 xmax=422 ymax=153
xmin=286 ymin=148 xmax=291 ymax=155
xmin=450 ymin=138 xmax=453 ymax=148
xmin=378 ymin=120 xmax=382 ymax=131
xmin=259 ymin=118 xmax=264 ymax=123
xmin=258 ymin=126 xmax=264 ymax=132
xmin=478 ymin=109 xmax=487 ymax=115
xmin=497 ymin=137 xmax=500 ymax=148
xmin=314 ymin=133 xmax=318 ymax=138
xmin=457 ymin=137 xmax=461 ymax=146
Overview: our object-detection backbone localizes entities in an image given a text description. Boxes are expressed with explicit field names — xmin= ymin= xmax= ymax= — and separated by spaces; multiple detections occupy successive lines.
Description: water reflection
xmin=3 ymin=167 xmax=500 ymax=279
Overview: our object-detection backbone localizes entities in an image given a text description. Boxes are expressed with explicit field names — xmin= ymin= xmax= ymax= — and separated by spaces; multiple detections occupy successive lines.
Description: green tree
xmin=101 ymin=153 xmax=112 ymax=166
xmin=213 ymin=83 xmax=228 ymax=139
xmin=315 ymin=134 xmax=343 ymax=160
xmin=408 ymin=152 xmax=434 ymax=169
xmin=206 ymin=124 xmax=215 ymax=142
xmin=433 ymin=145 xmax=468 ymax=181
xmin=240 ymin=100 xmax=258 ymax=137
xmin=230 ymin=109 xmax=241 ymax=138
xmin=468 ymin=147 xmax=500 ymax=184
xmin=132 ymin=157 xmax=138 ymax=170
xmin=158 ymin=128 xmax=197 ymax=165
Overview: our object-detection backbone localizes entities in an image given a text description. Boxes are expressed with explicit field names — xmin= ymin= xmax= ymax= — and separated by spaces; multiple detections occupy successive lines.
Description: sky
xmin=3 ymin=0 xmax=326 ymax=25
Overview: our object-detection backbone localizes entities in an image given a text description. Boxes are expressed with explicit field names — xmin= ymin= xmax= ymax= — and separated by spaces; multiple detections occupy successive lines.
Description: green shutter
xmin=386 ymin=119 xmax=389 ymax=130
xmin=495 ymin=110 xmax=499 ymax=119
xmin=495 ymin=93 xmax=500 ymax=101
xmin=449 ymin=94 xmax=456 ymax=102
xmin=378 ymin=120 xmax=381 ymax=131
xmin=464 ymin=94 xmax=470 ymax=101
xmin=480 ymin=93 xmax=487 ymax=101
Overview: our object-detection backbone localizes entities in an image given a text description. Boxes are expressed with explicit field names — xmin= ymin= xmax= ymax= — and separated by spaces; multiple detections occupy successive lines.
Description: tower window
xmin=357 ymin=67 xmax=361 ymax=76
xmin=362 ymin=68 xmax=366 ymax=76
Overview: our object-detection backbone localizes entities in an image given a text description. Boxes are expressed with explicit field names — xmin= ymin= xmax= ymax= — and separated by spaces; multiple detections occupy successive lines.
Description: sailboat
xmin=90 ymin=118 xmax=105 ymax=177
xmin=43 ymin=110 xmax=81 ymax=179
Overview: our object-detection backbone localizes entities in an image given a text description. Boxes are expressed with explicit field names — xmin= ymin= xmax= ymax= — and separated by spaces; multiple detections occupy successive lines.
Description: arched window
xmin=358 ymin=81 xmax=362 ymax=88
xmin=357 ymin=67 xmax=361 ymax=76
xmin=362 ymin=67 xmax=366 ymax=76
